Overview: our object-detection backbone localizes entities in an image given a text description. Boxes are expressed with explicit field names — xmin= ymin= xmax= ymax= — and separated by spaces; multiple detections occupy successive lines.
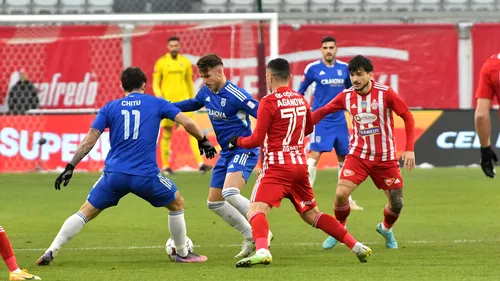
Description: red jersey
xmin=312 ymin=82 xmax=413 ymax=162
xmin=237 ymin=86 xmax=313 ymax=166
xmin=475 ymin=52 xmax=500 ymax=103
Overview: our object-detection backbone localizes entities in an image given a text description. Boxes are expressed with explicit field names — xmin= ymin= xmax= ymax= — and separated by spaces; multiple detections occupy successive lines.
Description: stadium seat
xmin=60 ymin=0 xmax=85 ymax=13
xmin=5 ymin=0 xmax=31 ymax=14
xmin=88 ymin=0 xmax=113 ymax=13
xmin=33 ymin=0 xmax=58 ymax=14
xmin=229 ymin=4 xmax=254 ymax=12
xmin=415 ymin=0 xmax=441 ymax=11
xmin=262 ymin=0 xmax=281 ymax=12
xmin=365 ymin=0 xmax=389 ymax=11
xmin=310 ymin=0 xmax=335 ymax=12
xmin=390 ymin=0 xmax=415 ymax=11
xmin=202 ymin=0 xmax=228 ymax=12
xmin=443 ymin=0 xmax=468 ymax=10
xmin=470 ymin=0 xmax=494 ymax=10
xmin=337 ymin=0 xmax=362 ymax=12
xmin=284 ymin=0 xmax=308 ymax=12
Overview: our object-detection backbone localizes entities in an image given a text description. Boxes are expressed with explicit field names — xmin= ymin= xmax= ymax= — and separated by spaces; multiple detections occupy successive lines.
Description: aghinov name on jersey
xmin=277 ymin=98 xmax=305 ymax=108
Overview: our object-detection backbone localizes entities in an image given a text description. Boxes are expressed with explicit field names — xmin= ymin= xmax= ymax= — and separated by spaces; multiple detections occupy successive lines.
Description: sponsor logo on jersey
xmin=320 ymin=78 xmax=344 ymax=86
xmin=205 ymin=96 xmax=210 ymax=102
xmin=359 ymin=127 xmax=381 ymax=136
xmin=319 ymin=70 xmax=326 ymax=75
xmin=299 ymin=198 xmax=316 ymax=208
xmin=221 ymin=98 xmax=226 ymax=107
xmin=343 ymin=169 xmax=355 ymax=177
xmin=246 ymin=101 xmax=256 ymax=109
xmin=354 ymin=113 xmax=378 ymax=124
xmin=207 ymin=108 xmax=227 ymax=119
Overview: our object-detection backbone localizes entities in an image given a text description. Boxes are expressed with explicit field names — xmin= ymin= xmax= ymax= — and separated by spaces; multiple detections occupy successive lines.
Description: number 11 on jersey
xmin=121 ymin=109 xmax=140 ymax=140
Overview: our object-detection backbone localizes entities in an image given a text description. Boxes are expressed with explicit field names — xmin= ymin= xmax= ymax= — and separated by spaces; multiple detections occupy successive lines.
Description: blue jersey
xmin=298 ymin=59 xmax=352 ymax=123
xmin=91 ymin=92 xmax=181 ymax=176
xmin=173 ymin=81 xmax=259 ymax=154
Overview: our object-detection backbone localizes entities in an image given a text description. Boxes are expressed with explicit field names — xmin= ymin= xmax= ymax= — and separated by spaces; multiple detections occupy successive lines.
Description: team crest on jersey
xmin=371 ymin=100 xmax=378 ymax=110
xmin=337 ymin=69 xmax=342 ymax=76
xmin=221 ymin=98 xmax=226 ymax=106
xmin=384 ymin=178 xmax=396 ymax=186
xmin=343 ymin=169 xmax=355 ymax=177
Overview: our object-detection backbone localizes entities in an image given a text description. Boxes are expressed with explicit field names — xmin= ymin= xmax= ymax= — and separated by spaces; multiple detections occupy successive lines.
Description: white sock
xmin=307 ymin=158 xmax=318 ymax=187
xmin=48 ymin=211 xmax=87 ymax=256
xmin=222 ymin=187 xmax=250 ymax=217
xmin=168 ymin=210 xmax=188 ymax=257
xmin=351 ymin=242 xmax=363 ymax=254
xmin=207 ymin=201 xmax=252 ymax=240
xmin=11 ymin=269 xmax=21 ymax=274
xmin=381 ymin=223 xmax=392 ymax=232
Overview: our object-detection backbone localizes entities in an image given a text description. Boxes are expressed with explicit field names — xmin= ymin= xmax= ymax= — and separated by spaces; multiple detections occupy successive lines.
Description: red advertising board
xmin=132 ymin=24 xmax=459 ymax=109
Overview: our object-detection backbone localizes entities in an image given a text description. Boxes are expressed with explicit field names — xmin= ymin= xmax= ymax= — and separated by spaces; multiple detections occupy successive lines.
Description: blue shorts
xmin=310 ymin=120 xmax=349 ymax=156
xmin=87 ymin=172 xmax=178 ymax=209
xmin=210 ymin=148 xmax=259 ymax=188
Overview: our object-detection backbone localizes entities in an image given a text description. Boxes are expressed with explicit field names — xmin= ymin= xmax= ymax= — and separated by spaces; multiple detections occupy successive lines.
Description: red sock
xmin=249 ymin=212 xmax=269 ymax=251
xmin=0 ymin=227 xmax=19 ymax=272
xmin=313 ymin=213 xmax=357 ymax=249
xmin=383 ymin=205 xmax=400 ymax=229
xmin=334 ymin=201 xmax=350 ymax=226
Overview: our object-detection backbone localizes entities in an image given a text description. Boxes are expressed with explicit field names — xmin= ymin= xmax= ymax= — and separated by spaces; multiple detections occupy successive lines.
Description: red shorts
xmin=340 ymin=154 xmax=403 ymax=190
xmin=250 ymin=164 xmax=317 ymax=213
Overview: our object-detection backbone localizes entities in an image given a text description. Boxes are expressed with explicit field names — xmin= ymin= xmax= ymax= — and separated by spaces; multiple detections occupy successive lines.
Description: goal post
xmin=0 ymin=13 xmax=279 ymax=173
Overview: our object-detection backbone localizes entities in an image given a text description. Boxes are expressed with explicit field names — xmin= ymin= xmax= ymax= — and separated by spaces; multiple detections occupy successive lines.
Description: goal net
xmin=0 ymin=13 xmax=279 ymax=173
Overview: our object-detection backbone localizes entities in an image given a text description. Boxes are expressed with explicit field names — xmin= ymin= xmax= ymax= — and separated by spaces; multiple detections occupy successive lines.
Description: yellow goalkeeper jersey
xmin=152 ymin=53 xmax=194 ymax=103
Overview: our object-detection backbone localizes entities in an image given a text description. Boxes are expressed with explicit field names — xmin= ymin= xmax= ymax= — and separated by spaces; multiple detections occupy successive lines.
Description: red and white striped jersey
xmin=312 ymin=82 xmax=410 ymax=161
xmin=237 ymin=86 xmax=313 ymax=166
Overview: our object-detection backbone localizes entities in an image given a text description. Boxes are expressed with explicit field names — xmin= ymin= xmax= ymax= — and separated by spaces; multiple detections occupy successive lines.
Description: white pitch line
xmin=14 ymin=239 xmax=499 ymax=252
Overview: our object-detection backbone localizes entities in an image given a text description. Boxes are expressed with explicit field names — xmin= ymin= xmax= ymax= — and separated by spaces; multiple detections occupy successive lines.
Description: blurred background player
xmin=173 ymin=54 xmax=272 ymax=259
xmin=474 ymin=51 xmax=500 ymax=178
xmin=1 ymin=225 xmax=41 ymax=280
xmin=313 ymin=55 xmax=415 ymax=250
xmin=153 ymin=36 xmax=212 ymax=175
xmin=298 ymin=36 xmax=363 ymax=211
xmin=36 ymin=67 xmax=215 ymax=266
xmin=229 ymin=58 xmax=371 ymax=267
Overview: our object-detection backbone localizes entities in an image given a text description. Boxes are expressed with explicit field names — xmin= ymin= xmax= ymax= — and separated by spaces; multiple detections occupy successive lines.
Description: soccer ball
xmin=165 ymin=236 xmax=194 ymax=260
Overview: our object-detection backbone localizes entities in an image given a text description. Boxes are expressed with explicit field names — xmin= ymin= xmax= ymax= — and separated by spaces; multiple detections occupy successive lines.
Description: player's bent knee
xmin=300 ymin=207 xmax=320 ymax=225
xmin=166 ymin=193 xmax=184 ymax=211
xmin=79 ymin=200 xmax=102 ymax=221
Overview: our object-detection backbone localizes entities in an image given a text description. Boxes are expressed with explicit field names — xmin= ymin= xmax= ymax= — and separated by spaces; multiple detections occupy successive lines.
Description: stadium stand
xmin=1 ymin=0 xmax=500 ymax=14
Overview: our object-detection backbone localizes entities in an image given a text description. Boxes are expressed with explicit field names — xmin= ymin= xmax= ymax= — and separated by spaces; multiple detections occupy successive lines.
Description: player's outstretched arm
xmin=55 ymin=128 xmax=101 ymax=190
xmin=311 ymin=93 xmax=345 ymax=125
xmin=174 ymin=112 xmax=217 ymax=159
xmin=234 ymin=99 xmax=272 ymax=149
xmin=172 ymin=98 xmax=204 ymax=112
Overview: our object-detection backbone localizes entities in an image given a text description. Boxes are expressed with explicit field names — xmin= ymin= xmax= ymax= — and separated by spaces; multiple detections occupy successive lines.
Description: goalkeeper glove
xmin=480 ymin=146 xmax=498 ymax=178
xmin=228 ymin=136 xmax=239 ymax=150
xmin=55 ymin=164 xmax=75 ymax=190
xmin=198 ymin=136 xmax=217 ymax=159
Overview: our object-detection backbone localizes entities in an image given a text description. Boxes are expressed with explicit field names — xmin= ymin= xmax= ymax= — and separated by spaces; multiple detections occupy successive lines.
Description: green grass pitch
xmin=0 ymin=168 xmax=499 ymax=281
